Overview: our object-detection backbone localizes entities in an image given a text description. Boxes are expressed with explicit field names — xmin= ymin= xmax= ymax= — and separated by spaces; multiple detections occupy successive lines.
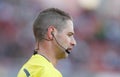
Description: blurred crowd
xmin=0 ymin=0 xmax=120 ymax=77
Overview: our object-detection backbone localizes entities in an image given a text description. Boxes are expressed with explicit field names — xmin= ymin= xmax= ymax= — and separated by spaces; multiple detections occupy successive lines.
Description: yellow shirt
xmin=17 ymin=54 xmax=62 ymax=77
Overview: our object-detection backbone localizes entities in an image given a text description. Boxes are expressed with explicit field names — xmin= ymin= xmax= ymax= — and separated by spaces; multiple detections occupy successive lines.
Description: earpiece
xmin=51 ymin=31 xmax=54 ymax=35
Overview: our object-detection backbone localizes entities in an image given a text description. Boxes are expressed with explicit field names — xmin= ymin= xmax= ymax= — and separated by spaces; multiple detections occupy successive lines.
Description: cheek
xmin=63 ymin=36 xmax=71 ymax=45
xmin=58 ymin=35 xmax=69 ymax=45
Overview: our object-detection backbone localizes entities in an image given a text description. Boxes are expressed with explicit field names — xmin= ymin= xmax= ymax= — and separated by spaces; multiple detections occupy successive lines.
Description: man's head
xmin=33 ymin=8 xmax=76 ymax=59
xmin=33 ymin=8 xmax=72 ymax=42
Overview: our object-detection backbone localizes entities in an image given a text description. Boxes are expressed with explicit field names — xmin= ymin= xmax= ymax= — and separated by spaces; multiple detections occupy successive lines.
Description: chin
xmin=62 ymin=51 xmax=69 ymax=59
xmin=65 ymin=52 xmax=69 ymax=57
xmin=57 ymin=52 xmax=68 ymax=60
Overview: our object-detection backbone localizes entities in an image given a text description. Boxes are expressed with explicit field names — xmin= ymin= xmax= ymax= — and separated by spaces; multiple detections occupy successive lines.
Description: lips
xmin=67 ymin=48 xmax=72 ymax=51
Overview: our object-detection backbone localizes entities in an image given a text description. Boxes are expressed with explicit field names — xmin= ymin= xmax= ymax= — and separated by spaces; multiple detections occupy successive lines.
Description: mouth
xmin=67 ymin=48 xmax=72 ymax=51
xmin=66 ymin=48 xmax=72 ymax=54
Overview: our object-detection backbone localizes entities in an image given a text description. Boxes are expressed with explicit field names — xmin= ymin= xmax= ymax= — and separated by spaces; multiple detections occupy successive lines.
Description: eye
xmin=67 ymin=34 xmax=72 ymax=37
xmin=67 ymin=32 xmax=74 ymax=37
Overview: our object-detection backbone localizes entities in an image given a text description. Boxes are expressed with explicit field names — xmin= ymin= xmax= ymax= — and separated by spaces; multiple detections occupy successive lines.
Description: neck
xmin=38 ymin=50 xmax=58 ymax=66
xmin=35 ymin=42 xmax=58 ymax=66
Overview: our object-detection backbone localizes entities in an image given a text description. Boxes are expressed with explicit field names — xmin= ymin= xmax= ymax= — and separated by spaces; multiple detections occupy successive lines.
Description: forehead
xmin=62 ymin=20 xmax=74 ymax=33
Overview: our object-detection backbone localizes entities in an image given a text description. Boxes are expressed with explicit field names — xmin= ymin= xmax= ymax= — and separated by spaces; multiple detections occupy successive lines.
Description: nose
xmin=71 ymin=37 xmax=76 ymax=46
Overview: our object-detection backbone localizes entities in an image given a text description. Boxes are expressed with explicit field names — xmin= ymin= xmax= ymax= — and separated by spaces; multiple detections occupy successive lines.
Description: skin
xmin=35 ymin=20 xmax=76 ymax=66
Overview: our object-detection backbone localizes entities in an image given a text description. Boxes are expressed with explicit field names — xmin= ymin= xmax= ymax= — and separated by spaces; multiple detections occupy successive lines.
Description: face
xmin=54 ymin=20 xmax=76 ymax=59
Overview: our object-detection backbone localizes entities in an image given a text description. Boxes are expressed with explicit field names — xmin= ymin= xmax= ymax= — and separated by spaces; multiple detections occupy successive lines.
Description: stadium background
xmin=0 ymin=0 xmax=120 ymax=77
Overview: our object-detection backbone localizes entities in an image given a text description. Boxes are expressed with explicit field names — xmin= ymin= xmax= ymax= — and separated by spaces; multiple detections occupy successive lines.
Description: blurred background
xmin=0 ymin=0 xmax=120 ymax=77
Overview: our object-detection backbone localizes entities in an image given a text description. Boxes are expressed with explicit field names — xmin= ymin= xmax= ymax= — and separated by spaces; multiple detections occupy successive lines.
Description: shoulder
xmin=34 ymin=66 xmax=62 ymax=77
xmin=18 ymin=55 xmax=62 ymax=77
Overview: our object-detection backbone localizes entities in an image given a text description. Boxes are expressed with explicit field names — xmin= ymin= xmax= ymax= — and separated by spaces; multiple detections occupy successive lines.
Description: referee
xmin=17 ymin=8 xmax=76 ymax=77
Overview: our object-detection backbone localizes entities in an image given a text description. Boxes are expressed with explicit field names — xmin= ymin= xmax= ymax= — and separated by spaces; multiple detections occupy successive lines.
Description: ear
xmin=47 ymin=26 xmax=55 ymax=40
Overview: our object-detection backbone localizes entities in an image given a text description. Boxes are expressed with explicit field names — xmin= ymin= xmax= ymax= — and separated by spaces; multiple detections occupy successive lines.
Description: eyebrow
xmin=68 ymin=32 xmax=74 ymax=35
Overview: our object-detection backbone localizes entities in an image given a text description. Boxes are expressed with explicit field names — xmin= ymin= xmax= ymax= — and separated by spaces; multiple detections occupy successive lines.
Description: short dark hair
xmin=33 ymin=8 xmax=72 ymax=41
